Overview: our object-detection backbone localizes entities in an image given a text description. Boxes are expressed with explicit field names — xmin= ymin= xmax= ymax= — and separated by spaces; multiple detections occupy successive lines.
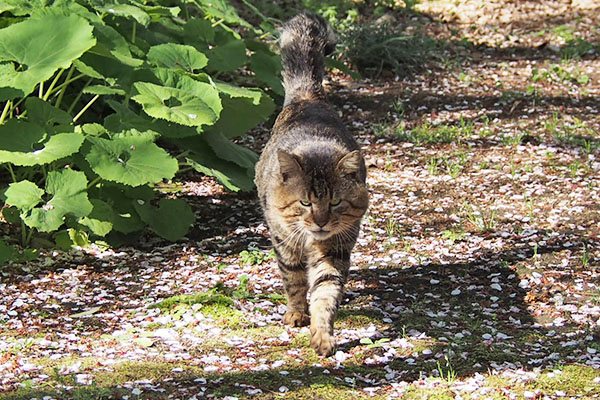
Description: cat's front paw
xmin=310 ymin=327 xmax=336 ymax=356
xmin=283 ymin=311 xmax=310 ymax=327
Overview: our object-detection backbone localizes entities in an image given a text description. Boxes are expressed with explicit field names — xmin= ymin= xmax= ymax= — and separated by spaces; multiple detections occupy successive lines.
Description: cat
xmin=254 ymin=12 xmax=369 ymax=356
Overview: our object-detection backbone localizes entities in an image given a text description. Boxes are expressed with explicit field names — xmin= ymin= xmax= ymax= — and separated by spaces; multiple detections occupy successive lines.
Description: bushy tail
xmin=280 ymin=12 xmax=336 ymax=106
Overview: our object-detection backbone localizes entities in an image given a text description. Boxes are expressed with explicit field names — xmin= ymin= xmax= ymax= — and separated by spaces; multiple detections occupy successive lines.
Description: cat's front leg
xmin=274 ymin=244 xmax=310 ymax=327
xmin=307 ymin=256 xmax=349 ymax=356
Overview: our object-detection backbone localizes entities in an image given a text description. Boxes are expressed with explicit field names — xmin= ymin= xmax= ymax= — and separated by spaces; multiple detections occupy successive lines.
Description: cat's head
xmin=272 ymin=148 xmax=368 ymax=242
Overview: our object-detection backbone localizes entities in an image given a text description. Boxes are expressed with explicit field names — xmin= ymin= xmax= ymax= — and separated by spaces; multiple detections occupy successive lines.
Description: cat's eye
xmin=299 ymin=200 xmax=311 ymax=207
xmin=330 ymin=198 xmax=341 ymax=206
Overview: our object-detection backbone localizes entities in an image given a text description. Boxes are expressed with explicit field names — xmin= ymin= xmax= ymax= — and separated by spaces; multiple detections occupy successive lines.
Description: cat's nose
xmin=314 ymin=215 xmax=328 ymax=228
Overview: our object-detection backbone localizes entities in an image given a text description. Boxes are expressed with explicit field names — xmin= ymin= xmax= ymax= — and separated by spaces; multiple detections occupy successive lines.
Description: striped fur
xmin=255 ymin=13 xmax=368 ymax=356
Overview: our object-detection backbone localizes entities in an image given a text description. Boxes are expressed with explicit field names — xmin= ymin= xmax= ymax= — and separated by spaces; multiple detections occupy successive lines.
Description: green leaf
xmin=209 ymin=87 xmax=275 ymax=138
xmin=97 ymin=4 xmax=150 ymax=26
xmin=88 ymin=24 xmax=143 ymax=67
xmin=132 ymin=80 xmax=221 ymax=127
xmin=0 ymin=14 xmax=95 ymax=100
xmin=206 ymin=33 xmax=247 ymax=72
xmin=137 ymin=4 xmax=180 ymax=20
xmin=0 ymin=119 xmax=85 ymax=166
xmin=79 ymin=199 xmax=114 ymax=236
xmin=55 ymin=228 xmax=90 ymax=249
xmin=203 ymin=130 xmax=258 ymax=170
xmin=186 ymin=154 xmax=254 ymax=192
xmin=4 ymin=180 xmax=44 ymax=211
xmin=85 ymin=134 xmax=178 ymax=187
xmin=183 ymin=19 xmax=215 ymax=44
xmin=250 ymin=51 xmax=284 ymax=96
xmin=83 ymin=85 xmax=126 ymax=96
xmin=176 ymin=134 xmax=255 ymax=191
xmin=25 ymin=98 xmax=72 ymax=127
xmin=70 ymin=306 xmax=101 ymax=318
xmin=104 ymin=101 xmax=198 ymax=139
xmin=215 ymin=82 xmax=262 ymax=104
xmin=0 ymin=239 xmax=16 ymax=265
xmin=134 ymin=198 xmax=195 ymax=241
xmin=359 ymin=337 xmax=374 ymax=345
xmin=22 ymin=169 xmax=93 ymax=232
xmin=196 ymin=0 xmax=251 ymax=29
xmin=99 ymin=184 xmax=148 ymax=234
xmin=134 ymin=337 xmax=154 ymax=347
xmin=2 ymin=206 xmax=21 ymax=224
xmin=147 ymin=43 xmax=208 ymax=73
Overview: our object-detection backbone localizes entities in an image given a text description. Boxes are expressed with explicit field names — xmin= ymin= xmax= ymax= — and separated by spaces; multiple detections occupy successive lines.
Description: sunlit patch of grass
xmin=201 ymin=303 xmax=250 ymax=329
xmin=485 ymin=365 xmax=600 ymax=398
xmin=373 ymin=118 xmax=475 ymax=145
xmin=151 ymin=291 xmax=234 ymax=311
xmin=335 ymin=308 xmax=383 ymax=329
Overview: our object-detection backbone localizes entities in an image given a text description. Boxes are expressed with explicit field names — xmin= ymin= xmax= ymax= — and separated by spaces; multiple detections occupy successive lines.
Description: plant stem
xmin=7 ymin=163 xmax=17 ymax=182
xmin=176 ymin=150 xmax=190 ymax=160
xmin=38 ymin=81 xmax=44 ymax=98
xmin=54 ymin=66 xmax=76 ymax=109
xmin=24 ymin=226 xmax=35 ymax=247
xmin=43 ymin=68 xmax=65 ymax=101
xmin=212 ymin=18 xmax=224 ymax=28
xmin=87 ymin=176 xmax=102 ymax=190
xmin=0 ymin=100 xmax=11 ymax=125
xmin=21 ymin=221 xmax=27 ymax=247
xmin=132 ymin=21 xmax=136 ymax=43
xmin=67 ymin=78 xmax=93 ymax=115
xmin=73 ymin=94 xmax=99 ymax=122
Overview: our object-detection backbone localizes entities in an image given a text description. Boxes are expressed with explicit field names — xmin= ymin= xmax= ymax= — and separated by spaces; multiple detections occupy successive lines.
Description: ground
xmin=1 ymin=1 xmax=600 ymax=399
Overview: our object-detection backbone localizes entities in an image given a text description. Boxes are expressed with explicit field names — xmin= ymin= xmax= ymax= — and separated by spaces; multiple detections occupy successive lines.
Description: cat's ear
xmin=278 ymin=150 xmax=302 ymax=181
xmin=337 ymin=150 xmax=362 ymax=176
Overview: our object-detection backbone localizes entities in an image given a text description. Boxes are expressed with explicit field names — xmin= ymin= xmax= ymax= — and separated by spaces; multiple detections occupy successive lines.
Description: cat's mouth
xmin=310 ymin=229 xmax=333 ymax=241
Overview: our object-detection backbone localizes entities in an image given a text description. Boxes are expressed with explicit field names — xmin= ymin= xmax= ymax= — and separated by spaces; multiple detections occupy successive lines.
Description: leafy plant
xmin=359 ymin=337 xmax=390 ymax=349
xmin=0 ymin=0 xmax=280 ymax=255
xmin=462 ymin=202 xmax=498 ymax=232
xmin=441 ymin=228 xmax=465 ymax=243
xmin=339 ymin=21 xmax=444 ymax=77
xmin=239 ymin=248 xmax=275 ymax=265
xmin=436 ymin=355 xmax=457 ymax=385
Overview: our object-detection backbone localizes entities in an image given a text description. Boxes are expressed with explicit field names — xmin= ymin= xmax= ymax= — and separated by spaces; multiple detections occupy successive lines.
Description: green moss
xmin=535 ymin=365 xmax=600 ymax=395
xmin=150 ymin=291 xmax=233 ymax=311
xmin=201 ymin=303 xmax=249 ymax=328
xmin=335 ymin=308 xmax=383 ymax=328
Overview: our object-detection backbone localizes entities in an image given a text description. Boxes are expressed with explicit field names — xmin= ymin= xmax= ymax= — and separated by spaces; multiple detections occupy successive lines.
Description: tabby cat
xmin=255 ymin=13 xmax=369 ymax=356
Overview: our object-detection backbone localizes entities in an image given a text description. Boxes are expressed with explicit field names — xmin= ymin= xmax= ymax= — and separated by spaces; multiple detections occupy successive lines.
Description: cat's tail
xmin=279 ymin=12 xmax=336 ymax=106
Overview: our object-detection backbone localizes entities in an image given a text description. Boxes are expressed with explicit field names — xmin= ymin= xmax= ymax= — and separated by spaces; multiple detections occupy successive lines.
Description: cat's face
xmin=272 ymin=149 xmax=368 ymax=242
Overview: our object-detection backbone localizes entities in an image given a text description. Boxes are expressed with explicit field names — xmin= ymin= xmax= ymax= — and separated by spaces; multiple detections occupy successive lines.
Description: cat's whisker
xmin=279 ymin=224 xmax=304 ymax=248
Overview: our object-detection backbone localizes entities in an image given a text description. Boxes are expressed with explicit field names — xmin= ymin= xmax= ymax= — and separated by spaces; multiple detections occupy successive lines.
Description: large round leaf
xmin=0 ymin=14 xmax=95 ymax=100
xmin=206 ymin=34 xmax=247 ymax=72
xmin=105 ymin=101 xmax=198 ymax=139
xmin=132 ymin=81 xmax=221 ymax=127
xmin=78 ymin=199 xmax=114 ymax=236
xmin=134 ymin=198 xmax=195 ymax=241
xmin=178 ymin=135 xmax=255 ymax=192
xmin=210 ymin=83 xmax=275 ymax=138
xmin=22 ymin=169 xmax=93 ymax=232
xmin=4 ymin=180 xmax=44 ymax=211
xmin=0 ymin=120 xmax=84 ymax=166
xmin=147 ymin=43 xmax=208 ymax=73
xmin=25 ymin=98 xmax=72 ymax=127
xmin=250 ymin=51 xmax=284 ymax=96
xmin=85 ymin=135 xmax=178 ymax=187
xmin=96 ymin=4 xmax=150 ymax=26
